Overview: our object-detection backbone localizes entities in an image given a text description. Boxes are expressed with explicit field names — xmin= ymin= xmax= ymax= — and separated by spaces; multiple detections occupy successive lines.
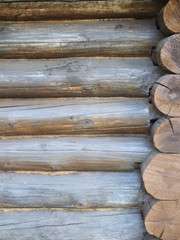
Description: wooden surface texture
xmin=0 ymin=20 xmax=163 ymax=58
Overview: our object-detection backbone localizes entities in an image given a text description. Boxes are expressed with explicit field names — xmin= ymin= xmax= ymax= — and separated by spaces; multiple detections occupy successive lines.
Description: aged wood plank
xmin=152 ymin=34 xmax=180 ymax=74
xmin=0 ymin=20 xmax=164 ymax=59
xmin=0 ymin=0 xmax=166 ymax=21
xmin=156 ymin=0 xmax=180 ymax=35
xmin=141 ymin=150 xmax=180 ymax=200
xmin=0 ymin=136 xmax=153 ymax=171
xmin=0 ymin=97 xmax=150 ymax=136
xmin=151 ymin=117 xmax=180 ymax=153
xmin=152 ymin=75 xmax=180 ymax=117
xmin=143 ymin=199 xmax=180 ymax=240
xmin=0 ymin=208 xmax=146 ymax=240
xmin=0 ymin=58 xmax=165 ymax=98
xmin=0 ymin=171 xmax=144 ymax=208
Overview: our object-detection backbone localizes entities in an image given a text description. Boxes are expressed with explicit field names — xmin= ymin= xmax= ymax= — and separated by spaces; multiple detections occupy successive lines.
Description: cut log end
xmin=156 ymin=0 xmax=180 ymax=35
xmin=151 ymin=117 xmax=180 ymax=154
xmin=152 ymin=34 xmax=180 ymax=74
xmin=143 ymin=200 xmax=180 ymax=240
xmin=152 ymin=75 xmax=180 ymax=117
xmin=142 ymin=150 xmax=180 ymax=200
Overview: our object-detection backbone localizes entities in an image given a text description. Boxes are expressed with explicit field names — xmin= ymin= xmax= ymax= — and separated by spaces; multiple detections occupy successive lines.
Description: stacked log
xmin=142 ymin=1 xmax=180 ymax=239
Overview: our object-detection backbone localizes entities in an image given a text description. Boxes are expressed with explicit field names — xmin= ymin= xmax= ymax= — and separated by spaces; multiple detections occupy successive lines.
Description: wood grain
xmin=0 ymin=171 xmax=144 ymax=208
xmin=0 ymin=58 xmax=165 ymax=98
xmin=152 ymin=75 xmax=180 ymax=117
xmin=0 ymin=97 xmax=150 ymax=136
xmin=151 ymin=117 xmax=180 ymax=153
xmin=152 ymin=34 xmax=180 ymax=74
xmin=0 ymin=20 xmax=164 ymax=59
xmin=143 ymin=199 xmax=180 ymax=240
xmin=141 ymin=150 xmax=180 ymax=200
xmin=0 ymin=0 xmax=165 ymax=21
xmin=156 ymin=0 xmax=180 ymax=35
xmin=0 ymin=208 xmax=146 ymax=240
xmin=0 ymin=136 xmax=153 ymax=171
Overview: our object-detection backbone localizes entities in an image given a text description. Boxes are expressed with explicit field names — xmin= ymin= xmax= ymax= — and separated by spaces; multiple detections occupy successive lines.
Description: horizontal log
xmin=151 ymin=117 xmax=180 ymax=153
xmin=0 ymin=208 xmax=146 ymax=240
xmin=0 ymin=171 xmax=144 ymax=208
xmin=144 ymin=235 xmax=160 ymax=240
xmin=141 ymin=150 xmax=180 ymax=200
xmin=0 ymin=0 xmax=166 ymax=21
xmin=152 ymin=34 xmax=180 ymax=74
xmin=0 ymin=20 xmax=164 ymax=59
xmin=0 ymin=136 xmax=153 ymax=171
xmin=143 ymin=199 xmax=180 ymax=240
xmin=152 ymin=75 xmax=180 ymax=117
xmin=0 ymin=97 xmax=150 ymax=136
xmin=156 ymin=0 xmax=180 ymax=35
xmin=0 ymin=58 xmax=164 ymax=98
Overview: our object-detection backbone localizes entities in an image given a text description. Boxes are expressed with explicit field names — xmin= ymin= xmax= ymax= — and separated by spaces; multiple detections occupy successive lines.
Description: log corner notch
xmin=151 ymin=34 xmax=180 ymax=74
xmin=156 ymin=0 xmax=180 ymax=35
xmin=152 ymin=74 xmax=180 ymax=117
xmin=143 ymin=198 xmax=180 ymax=240
xmin=141 ymin=150 xmax=180 ymax=200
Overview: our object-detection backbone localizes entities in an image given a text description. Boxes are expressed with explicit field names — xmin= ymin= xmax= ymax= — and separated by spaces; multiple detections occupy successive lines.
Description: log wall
xmin=0 ymin=0 xmax=170 ymax=239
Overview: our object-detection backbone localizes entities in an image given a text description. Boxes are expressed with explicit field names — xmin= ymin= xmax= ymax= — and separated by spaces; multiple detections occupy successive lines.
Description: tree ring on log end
xmin=152 ymin=34 xmax=180 ymax=74
xmin=152 ymin=75 xmax=180 ymax=117
xmin=151 ymin=117 xmax=180 ymax=153
xmin=142 ymin=150 xmax=180 ymax=200
xmin=144 ymin=200 xmax=180 ymax=240
xmin=156 ymin=0 xmax=180 ymax=35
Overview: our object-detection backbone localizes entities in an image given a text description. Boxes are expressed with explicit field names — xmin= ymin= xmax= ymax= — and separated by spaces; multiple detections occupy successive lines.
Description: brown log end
xmin=156 ymin=0 xmax=180 ymax=35
xmin=151 ymin=34 xmax=180 ymax=74
xmin=152 ymin=75 xmax=180 ymax=117
xmin=151 ymin=117 xmax=180 ymax=153
xmin=143 ymin=199 xmax=180 ymax=240
xmin=141 ymin=150 xmax=180 ymax=200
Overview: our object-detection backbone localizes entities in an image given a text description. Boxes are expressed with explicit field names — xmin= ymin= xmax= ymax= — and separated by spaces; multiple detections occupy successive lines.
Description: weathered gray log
xmin=0 ymin=171 xmax=144 ymax=208
xmin=0 ymin=208 xmax=146 ymax=240
xmin=0 ymin=0 xmax=166 ymax=21
xmin=0 ymin=136 xmax=153 ymax=171
xmin=0 ymin=20 xmax=164 ymax=59
xmin=0 ymin=97 xmax=150 ymax=136
xmin=0 ymin=58 xmax=164 ymax=98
